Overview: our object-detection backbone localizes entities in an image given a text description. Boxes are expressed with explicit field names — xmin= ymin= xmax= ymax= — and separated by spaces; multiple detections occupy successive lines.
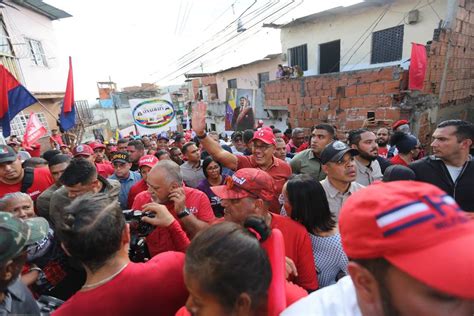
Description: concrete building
xmin=186 ymin=53 xmax=288 ymax=132
xmin=0 ymin=0 xmax=71 ymax=144
xmin=264 ymin=0 xmax=473 ymax=146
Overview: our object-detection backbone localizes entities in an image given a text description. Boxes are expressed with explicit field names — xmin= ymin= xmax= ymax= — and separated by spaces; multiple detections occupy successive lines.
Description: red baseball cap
xmin=211 ymin=168 xmax=275 ymax=202
xmin=250 ymin=127 xmax=276 ymax=145
xmin=139 ymin=155 xmax=158 ymax=168
xmin=72 ymin=144 xmax=93 ymax=157
xmin=392 ymin=119 xmax=409 ymax=130
xmin=89 ymin=142 xmax=106 ymax=151
xmin=339 ymin=181 xmax=474 ymax=299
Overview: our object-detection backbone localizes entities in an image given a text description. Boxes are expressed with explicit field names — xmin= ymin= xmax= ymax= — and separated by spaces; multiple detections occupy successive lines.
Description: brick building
xmin=264 ymin=0 xmax=473 ymax=145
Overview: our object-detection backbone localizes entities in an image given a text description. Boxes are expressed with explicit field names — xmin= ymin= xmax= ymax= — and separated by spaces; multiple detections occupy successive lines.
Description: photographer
xmin=54 ymin=194 xmax=188 ymax=316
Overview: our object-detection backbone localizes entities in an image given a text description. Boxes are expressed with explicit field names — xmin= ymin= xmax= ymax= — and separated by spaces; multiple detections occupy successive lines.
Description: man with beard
xmin=169 ymin=147 xmax=184 ymax=165
xmin=290 ymin=124 xmax=335 ymax=181
xmin=127 ymin=140 xmax=145 ymax=172
xmin=282 ymin=181 xmax=474 ymax=316
xmin=376 ymin=128 xmax=390 ymax=158
xmin=348 ymin=129 xmax=383 ymax=186
xmin=320 ymin=141 xmax=365 ymax=220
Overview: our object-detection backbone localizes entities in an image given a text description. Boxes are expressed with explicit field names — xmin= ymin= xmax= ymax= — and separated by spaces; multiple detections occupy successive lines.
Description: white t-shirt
xmin=445 ymin=164 xmax=463 ymax=183
xmin=281 ymin=276 xmax=362 ymax=316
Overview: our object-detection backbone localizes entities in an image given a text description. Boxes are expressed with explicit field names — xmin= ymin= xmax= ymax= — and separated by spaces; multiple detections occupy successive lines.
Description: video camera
xmin=122 ymin=210 xmax=155 ymax=262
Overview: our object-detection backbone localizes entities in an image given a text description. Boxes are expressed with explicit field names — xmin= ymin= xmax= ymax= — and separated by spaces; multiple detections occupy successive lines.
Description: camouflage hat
xmin=0 ymin=212 xmax=49 ymax=264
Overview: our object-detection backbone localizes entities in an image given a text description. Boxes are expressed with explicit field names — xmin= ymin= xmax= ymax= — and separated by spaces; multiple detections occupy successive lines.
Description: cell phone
xmin=367 ymin=111 xmax=375 ymax=121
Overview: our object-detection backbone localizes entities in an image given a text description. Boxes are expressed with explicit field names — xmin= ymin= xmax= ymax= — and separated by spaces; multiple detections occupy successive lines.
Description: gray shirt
xmin=180 ymin=161 xmax=206 ymax=188
xmin=354 ymin=159 xmax=383 ymax=186
xmin=0 ymin=277 xmax=40 ymax=315
xmin=290 ymin=149 xmax=326 ymax=181
xmin=320 ymin=178 xmax=365 ymax=220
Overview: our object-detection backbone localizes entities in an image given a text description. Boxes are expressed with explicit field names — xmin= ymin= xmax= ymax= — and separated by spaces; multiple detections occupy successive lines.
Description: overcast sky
xmin=46 ymin=0 xmax=360 ymax=99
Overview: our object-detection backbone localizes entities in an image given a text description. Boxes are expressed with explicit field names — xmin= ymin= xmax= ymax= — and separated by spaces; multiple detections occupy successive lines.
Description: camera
xmin=122 ymin=210 xmax=155 ymax=262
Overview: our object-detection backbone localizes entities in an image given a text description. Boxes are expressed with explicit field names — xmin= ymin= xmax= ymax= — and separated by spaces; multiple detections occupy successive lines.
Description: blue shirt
xmin=109 ymin=171 xmax=142 ymax=209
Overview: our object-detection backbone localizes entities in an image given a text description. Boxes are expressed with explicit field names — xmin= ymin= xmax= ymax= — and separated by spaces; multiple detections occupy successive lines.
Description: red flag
xmin=64 ymin=56 xmax=74 ymax=112
xmin=409 ymin=43 xmax=427 ymax=91
xmin=22 ymin=112 xmax=47 ymax=149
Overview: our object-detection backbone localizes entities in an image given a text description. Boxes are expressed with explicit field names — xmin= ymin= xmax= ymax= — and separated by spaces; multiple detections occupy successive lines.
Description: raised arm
xmin=192 ymin=102 xmax=238 ymax=170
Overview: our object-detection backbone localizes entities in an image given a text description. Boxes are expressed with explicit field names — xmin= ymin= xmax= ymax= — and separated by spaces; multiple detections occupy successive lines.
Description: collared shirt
xmin=237 ymin=155 xmax=292 ymax=213
xmin=320 ymin=178 xmax=365 ymax=220
xmin=109 ymin=171 xmax=142 ymax=209
xmin=290 ymin=149 xmax=326 ymax=181
xmin=180 ymin=161 xmax=206 ymax=188
xmin=0 ymin=277 xmax=40 ymax=315
xmin=354 ymin=158 xmax=383 ymax=186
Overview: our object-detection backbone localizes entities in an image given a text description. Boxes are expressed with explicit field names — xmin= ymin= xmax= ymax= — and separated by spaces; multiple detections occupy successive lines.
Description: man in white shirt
xmin=282 ymin=181 xmax=474 ymax=316
xmin=348 ymin=129 xmax=383 ymax=186
xmin=180 ymin=142 xmax=205 ymax=188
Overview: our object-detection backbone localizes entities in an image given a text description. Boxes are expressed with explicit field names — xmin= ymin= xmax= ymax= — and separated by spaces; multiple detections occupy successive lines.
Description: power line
xmin=153 ymin=0 xmax=296 ymax=83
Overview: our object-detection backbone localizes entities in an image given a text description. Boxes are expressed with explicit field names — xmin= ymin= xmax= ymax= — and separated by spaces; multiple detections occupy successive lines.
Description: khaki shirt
xmin=354 ymin=159 xmax=383 ymax=186
xmin=320 ymin=178 xmax=365 ymax=220
xmin=290 ymin=149 xmax=326 ymax=181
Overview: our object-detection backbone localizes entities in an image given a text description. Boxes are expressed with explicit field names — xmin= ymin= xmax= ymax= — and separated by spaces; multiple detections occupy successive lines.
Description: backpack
xmin=21 ymin=167 xmax=35 ymax=193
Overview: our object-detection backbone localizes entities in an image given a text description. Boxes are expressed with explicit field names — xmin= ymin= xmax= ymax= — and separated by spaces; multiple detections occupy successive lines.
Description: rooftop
xmin=11 ymin=0 xmax=72 ymax=20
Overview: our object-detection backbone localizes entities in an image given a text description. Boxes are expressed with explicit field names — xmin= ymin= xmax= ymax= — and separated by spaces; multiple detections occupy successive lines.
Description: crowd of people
xmin=0 ymin=102 xmax=473 ymax=315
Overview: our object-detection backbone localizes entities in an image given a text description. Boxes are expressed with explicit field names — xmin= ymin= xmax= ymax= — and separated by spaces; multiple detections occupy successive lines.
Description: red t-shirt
xmin=378 ymin=146 xmax=389 ymax=158
xmin=25 ymin=143 xmax=41 ymax=158
xmin=236 ymin=155 xmax=292 ymax=213
xmin=390 ymin=154 xmax=409 ymax=167
xmin=50 ymin=135 xmax=64 ymax=147
xmin=271 ymin=214 xmax=318 ymax=291
xmin=54 ymin=252 xmax=188 ymax=316
xmin=0 ymin=167 xmax=54 ymax=201
xmin=128 ymin=179 xmax=148 ymax=209
xmin=95 ymin=161 xmax=114 ymax=178
xmin=132 ymin=187 xmax=215 ymax=257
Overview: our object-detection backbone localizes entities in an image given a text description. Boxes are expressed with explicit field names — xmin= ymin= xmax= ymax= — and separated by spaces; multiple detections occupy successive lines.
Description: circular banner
xmin=132 ymin=99 xmax=176 ymax=129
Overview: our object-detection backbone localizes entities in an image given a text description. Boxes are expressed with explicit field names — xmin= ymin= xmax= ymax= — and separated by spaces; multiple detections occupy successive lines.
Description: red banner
xmin=409 ymin=43 xmax=427 ymax=91
xmin=22 ymin=112 xmax=47 ymax=149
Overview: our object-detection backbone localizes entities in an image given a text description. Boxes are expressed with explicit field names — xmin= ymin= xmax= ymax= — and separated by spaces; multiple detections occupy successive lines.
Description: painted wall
xmin=91 ymin=107 xmax=135 ymax=130
xmin=2 ymin=1 xmax=68 ymax=92
xmin=281 ymin=0 xmax=448 ymax=75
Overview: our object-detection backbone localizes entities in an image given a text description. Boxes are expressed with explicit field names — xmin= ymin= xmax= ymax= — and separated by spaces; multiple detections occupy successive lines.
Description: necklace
xmin=81 ymin=263 xmax=129 ymax=290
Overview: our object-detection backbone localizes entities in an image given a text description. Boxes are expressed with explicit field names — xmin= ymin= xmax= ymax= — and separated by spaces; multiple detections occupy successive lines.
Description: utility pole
xmin=109 ymin=75 xmax=120 ymax=130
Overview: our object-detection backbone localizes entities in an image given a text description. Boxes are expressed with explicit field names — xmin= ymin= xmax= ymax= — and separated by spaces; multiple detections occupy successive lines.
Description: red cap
xmin=139 ymin=155 xmax=159 ymax=168
xmin=109 ymin=146 xmax=118 ymax=153
xmin=339 ymin=181 xmax=474 ymax=299
xmin=250 ymin=127 xmax=276 ymax=145
xmin=211 ymin=168 xmax=275 ymax=202
xmin=392 ymin=119 xmax=409 ymax=130
xmin=72 ymin=144 xmax=93 ymax=157
xmin=89 ymin=141 xmax=106 ymax=151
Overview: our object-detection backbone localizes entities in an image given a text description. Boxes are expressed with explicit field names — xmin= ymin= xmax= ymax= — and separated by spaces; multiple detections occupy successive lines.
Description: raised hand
xmin=191 ymin=101 xmax=207 ymax=136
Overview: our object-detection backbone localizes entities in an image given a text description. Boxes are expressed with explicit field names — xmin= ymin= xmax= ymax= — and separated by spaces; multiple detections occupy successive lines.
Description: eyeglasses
xmin=253 ymin=144 xmax=272 ymax=151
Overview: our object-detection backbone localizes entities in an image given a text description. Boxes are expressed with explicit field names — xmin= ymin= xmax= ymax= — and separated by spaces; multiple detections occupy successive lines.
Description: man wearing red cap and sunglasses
xmin=192 ymin=102 xmax=291 ymax=213
xmin=282 ymin=181 xmax=474 ymax=316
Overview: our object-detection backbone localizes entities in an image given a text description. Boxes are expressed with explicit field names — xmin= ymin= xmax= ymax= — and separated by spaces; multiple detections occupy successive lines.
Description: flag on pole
xmin=59 ymin=56 xmax=76 ymax=131
xmin=22 ymin=112 xmax=47 ymax=149
xmin=0 ymin=65 xmax=38 ymax=137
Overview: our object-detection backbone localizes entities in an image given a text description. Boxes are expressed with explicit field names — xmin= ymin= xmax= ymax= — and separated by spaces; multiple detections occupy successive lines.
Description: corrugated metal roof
xmin=11 ymin=0 xmax=72 ymax=20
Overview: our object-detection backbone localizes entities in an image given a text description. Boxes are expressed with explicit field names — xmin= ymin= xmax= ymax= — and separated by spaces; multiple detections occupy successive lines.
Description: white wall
xmin=281 ymin=0 xmax=448 ymax=75
xmin=2 ymin=1 xmax=68 ymax=92
xmin=215 ymin=57 xmax=282 ymax=101
xmin=91 ymin=107 xmax=135 ymax=130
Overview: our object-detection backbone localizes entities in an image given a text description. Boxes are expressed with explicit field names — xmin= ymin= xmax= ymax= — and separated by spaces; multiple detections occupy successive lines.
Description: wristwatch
xmin=177 ymin=207 xmax=191 ymax=219
xmin=197 ymin=132 xmax=207 ymax=139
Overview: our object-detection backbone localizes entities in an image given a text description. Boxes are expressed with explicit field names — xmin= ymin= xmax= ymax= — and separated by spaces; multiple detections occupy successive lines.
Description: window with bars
xmin=8 ymin=112 xmax=49 ymax=138
xmin=26 ymin=38 xmax=48 ymax=67
xmin=258 ymin=72 xmax=269 ymax=88
xmin=371 ymin=25 xmax=404 ymax=64
xmin=0 ymin=15 xmax=13 ymax=56
xmin=228 ymin=79 xmax=237 ymax=88
xmin=288 ymin=44 xmax=308 ymax=71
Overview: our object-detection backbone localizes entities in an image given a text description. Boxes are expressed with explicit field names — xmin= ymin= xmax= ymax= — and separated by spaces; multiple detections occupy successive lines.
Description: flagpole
xmin=36 ymin=100 xmax=59 ymax=121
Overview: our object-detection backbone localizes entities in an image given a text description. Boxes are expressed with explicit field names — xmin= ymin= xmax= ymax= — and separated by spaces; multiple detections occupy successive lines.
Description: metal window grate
xmin=288 ymin=44 xmax=308 ymax=71
xmin=8 ymin=112 xmax=49 ymax=138
xmin=227 ymin=79 xmax=237 ymax=89
xmin=371 ymin=25 xmax=404 ymax=64
xmin=258 ymin=72 xmax=269 ymax=88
